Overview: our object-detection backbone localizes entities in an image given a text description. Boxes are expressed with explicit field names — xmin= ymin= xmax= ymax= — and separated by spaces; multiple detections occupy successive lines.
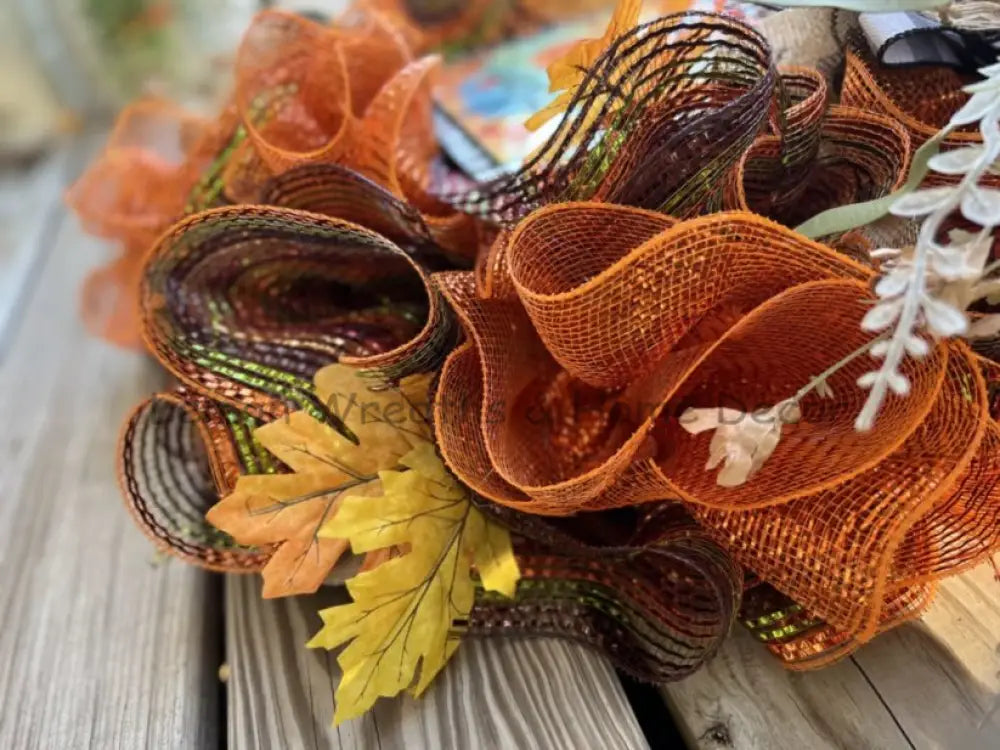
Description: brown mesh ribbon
xmin=840 ymin=47 xmax=1000 ymax=190
xmin=724 ymin=67 xmax=911 ymax=227
xmin=441 ymin=12 xmax=776 ymax=224
xmin=119 ymin=389 xmax=269 ymax=572
xmin=119 ymin=205 xmax=460 ymax=569
xmin=469 ymin=503 xmax=742 ymax=682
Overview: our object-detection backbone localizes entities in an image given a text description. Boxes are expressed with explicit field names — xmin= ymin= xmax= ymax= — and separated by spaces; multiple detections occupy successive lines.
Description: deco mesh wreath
xmin=69 ymin=1 xmax=1000 ymax=723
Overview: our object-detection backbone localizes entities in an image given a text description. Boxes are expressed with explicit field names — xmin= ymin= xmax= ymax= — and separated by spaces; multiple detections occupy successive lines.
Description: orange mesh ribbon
xmin=841 ymin=47 xmax=1000 ymax=190
xmin=433 ymin=204 xmax=1000 ymax=658
xmin=66 ymin=100 xmax=231 ymax=348
xmin=116 ymin=202 xmax=745 ymax=680
xmin=67 ymin=9 xmax=476 ymax=349
xmin=75 ymin=7 xmax=1000 ymax=678
xmin=724 ymin=67 xmax=912 ymax=227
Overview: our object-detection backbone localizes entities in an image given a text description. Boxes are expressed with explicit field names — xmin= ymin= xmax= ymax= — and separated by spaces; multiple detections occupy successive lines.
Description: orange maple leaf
xmin=206 ymin=365 xmax=432 ymax=598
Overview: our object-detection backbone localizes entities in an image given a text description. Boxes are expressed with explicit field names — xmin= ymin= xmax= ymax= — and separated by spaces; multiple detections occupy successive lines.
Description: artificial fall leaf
xmin=524 ymin=0 xmax=642 ymax=132
xmin=307 ymin=441 xmax=519 ymax=724
xmin=205 ymin=364 xmax=432 ymax=598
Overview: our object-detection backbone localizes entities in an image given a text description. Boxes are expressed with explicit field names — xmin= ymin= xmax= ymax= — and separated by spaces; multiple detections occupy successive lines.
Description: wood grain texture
xmin=0 ymin=144 xmax=76 ymax=360
xmin=852 ymin=564 xmax=1000 ymax=750
xmin=661 ymin=628 xmax=910 ymax=750
xmin=226 ymin=574 xmax=650 ymax=750
xmin=0 ymin=149 xmax=223 ymax=749
xmin=664 ymin=565 xmax=1000 ymax=750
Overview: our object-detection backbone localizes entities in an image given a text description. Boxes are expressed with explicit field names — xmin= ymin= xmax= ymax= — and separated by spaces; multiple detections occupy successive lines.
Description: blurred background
xmin=0 ymin=1 xmax=356 ymax=160
xmin=0 ymin=0 xmax=355 ymax=352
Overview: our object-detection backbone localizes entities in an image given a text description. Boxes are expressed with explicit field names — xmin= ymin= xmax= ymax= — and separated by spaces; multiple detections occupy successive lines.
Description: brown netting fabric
xmin=469 ymin=503 xmax=743 ymax=682
xmin=725 ymin=102 xmax=911 ymax=227
xmin=140 ymin=205 xmax=456 ymax=409
xmin=433 ymin=203 xmax=1000 ymax=651
xmin=118 ymin=204 xmax=463 ymax=564
xmin=119 ymin=389 xmax=269 ymax=572
xmin=441 ymin=12 xmax=776 ymax=224
xmin=839 ymin=48 xmax=1000 ymax=190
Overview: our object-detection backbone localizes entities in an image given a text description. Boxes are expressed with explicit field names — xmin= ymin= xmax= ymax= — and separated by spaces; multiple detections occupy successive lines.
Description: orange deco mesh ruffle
xmin=67 ymin=9 xmax=477 ymax=349
xmin=66 ymin=100 xmax=232 ymax=348
xmin=433 ymin=204 xmax=1000 ymax=654
xmin=840 ymin=47 xmax=1000 ymax=190
xmin=225 ymin=9 xmax=475 ymax=253
xmin=723 ymin=67 xmax=912 ymax=227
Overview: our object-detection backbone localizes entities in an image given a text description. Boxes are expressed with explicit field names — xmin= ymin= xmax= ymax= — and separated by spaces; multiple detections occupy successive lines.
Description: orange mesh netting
xmin=70 ymin=6 xmax=1000 ymax=676
xmin=224 ymin=10 xmax=476 ymax=253
xmin=433 ymin=203 xmax=1000 ymax=652
xmin=841 ymin=48 xmax=970 ymax=140
xmin=840 ymin=48 xmax=1000 ymax=189
xmin=66 ymin=9 xmax=477 ymax=349
xmin=66 ymin=100 xmax=231 ymax=348
xmin=117 ymin=200 xmax=746 ymax=682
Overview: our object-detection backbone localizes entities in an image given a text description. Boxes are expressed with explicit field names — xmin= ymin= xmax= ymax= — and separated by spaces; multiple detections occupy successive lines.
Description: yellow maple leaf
xmin=524 ymin=0 xmax=643 ymax=132
xmin=205 ymin=364 xmax=432 ymax=598
xmin=307 ymin=441 xmax=520 ymax=724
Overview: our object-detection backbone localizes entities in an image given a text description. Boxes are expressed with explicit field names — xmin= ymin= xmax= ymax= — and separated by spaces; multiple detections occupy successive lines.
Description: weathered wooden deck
xmin=0 ymin=139 xmax=997 ymax=749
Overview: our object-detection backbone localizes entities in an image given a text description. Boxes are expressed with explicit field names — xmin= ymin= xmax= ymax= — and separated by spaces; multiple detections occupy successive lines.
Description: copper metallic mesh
xmin=841 ymin=48 xmax=970 ymax=135
xmin=434 ymin=203 xmax=1000 ymax=647
xmin=67 ymin=9 xmax=476 ymax=350
xmin=839 ymin=48 xmax=1000 ymax=190
xmin=725 ymin=99 xmax=911 ymax=227
xmin=226 ymin=11 xmax=478 ymax=257
xmin=741 ymin=581 xmax=935 ymax=668
xmin=72 ymin=7 xmax=1000 ymax=676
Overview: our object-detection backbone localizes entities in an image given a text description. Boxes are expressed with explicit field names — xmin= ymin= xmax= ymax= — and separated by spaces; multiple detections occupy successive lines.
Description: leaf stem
xmin=792 ymin=332 xmax=889 ymax=404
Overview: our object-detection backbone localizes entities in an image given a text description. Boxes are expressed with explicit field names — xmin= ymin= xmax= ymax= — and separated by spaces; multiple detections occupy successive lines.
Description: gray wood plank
xmin=226 ymin=574 xmax=650 ymax=750
xmin=0 ymin=172 xmax=223 ymax=749
xmin=663 ymin=563 xmax=1000 ymax=750
xmin=852 ymin=564 xmax=1000 ymax=750
xmin=0 ymin=143 xmax=76 ymax=360
xmin=661 ymin=628 xmax=910 ymax=750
